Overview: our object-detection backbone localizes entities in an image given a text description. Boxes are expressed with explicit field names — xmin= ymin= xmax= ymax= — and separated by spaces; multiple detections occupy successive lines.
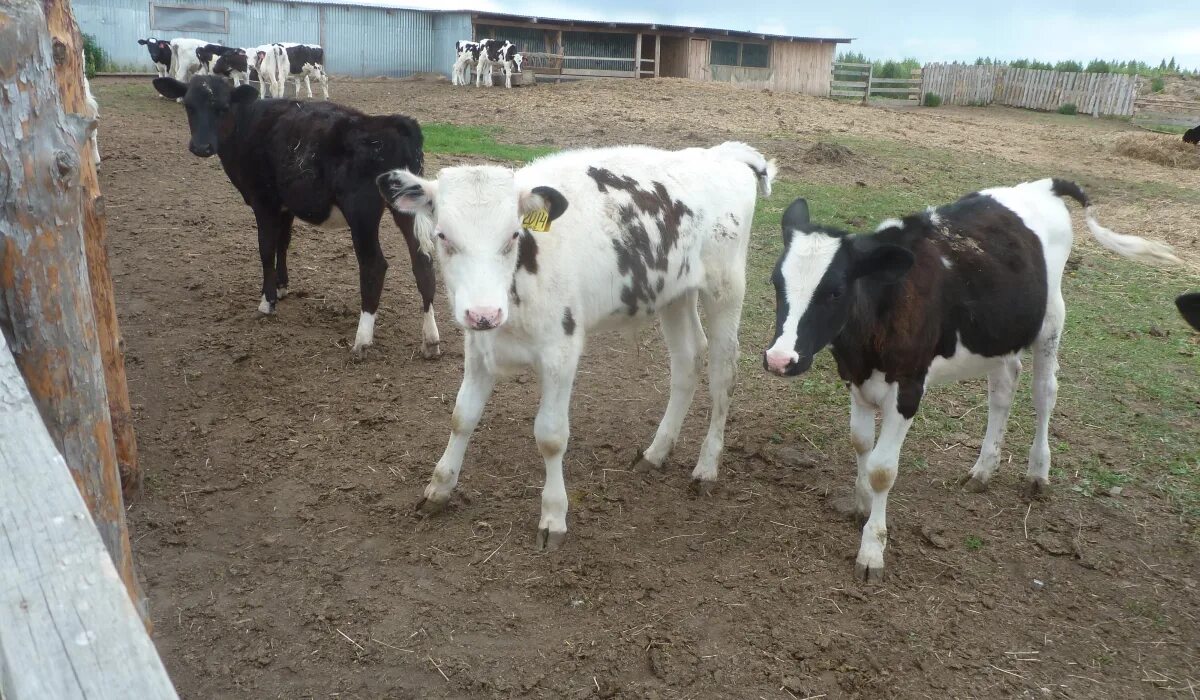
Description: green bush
xmin=1151 ymin=77 xmax=1166 ymax=93
xmin=82 ymin=33 xmax=108 ymax=78
xmin=922 ymin=92 xmax=942 ymax=107
xmin=1057 ymin=103 xmax=1078 ymax=115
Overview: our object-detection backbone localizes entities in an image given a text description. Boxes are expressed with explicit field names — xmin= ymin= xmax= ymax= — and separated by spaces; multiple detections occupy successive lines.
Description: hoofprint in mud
xmin=764 ymin=178 xmax=1180 ymax=581
xmin=380 ymin=142 xmax=776 ymax=548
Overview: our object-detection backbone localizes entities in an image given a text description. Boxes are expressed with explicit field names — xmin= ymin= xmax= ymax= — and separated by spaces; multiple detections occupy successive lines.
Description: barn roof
xmin=281 ymin=0 xmax=854 ymax=44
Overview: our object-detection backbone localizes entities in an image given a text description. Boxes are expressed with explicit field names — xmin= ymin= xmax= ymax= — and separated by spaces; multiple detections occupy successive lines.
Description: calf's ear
xmin=850 ymin=238 xmax=913 ymax=285
xmin=152 ymin=77 xmax=188 ymax=100
xmin=231 ymin=84 xmax=259 ymax=104
xmin=377 ymin=169 xmax=436 ymax=215
xmin=138 ymin=38 xmax=149 ymax=45
xmin=520 ymin=186 xmax=568 ymax=222
xmin=780 ymin=198 xmax=809 ymax=246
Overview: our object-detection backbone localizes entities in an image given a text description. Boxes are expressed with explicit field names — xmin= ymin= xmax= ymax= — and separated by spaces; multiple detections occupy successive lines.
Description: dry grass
xmin=1113 ymin=132 xmax=1200 ymax=170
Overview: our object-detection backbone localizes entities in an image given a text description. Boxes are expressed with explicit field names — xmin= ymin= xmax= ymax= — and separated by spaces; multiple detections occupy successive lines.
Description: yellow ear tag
xmin=522 ymin=209 xmax=551 ymax=233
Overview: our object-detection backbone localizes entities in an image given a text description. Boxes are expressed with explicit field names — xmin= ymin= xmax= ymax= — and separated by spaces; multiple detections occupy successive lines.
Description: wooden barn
xmin=472 ymin=11 xmax=852 ymax=96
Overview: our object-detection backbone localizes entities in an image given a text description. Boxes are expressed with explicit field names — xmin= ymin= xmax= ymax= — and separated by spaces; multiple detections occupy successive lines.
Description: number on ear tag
xmin=522 ymin=209 xmax=550 ymax=232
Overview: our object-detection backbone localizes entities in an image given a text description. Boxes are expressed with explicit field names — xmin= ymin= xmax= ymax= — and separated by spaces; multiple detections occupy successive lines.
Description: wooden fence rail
xmin=1133 ymin=97 xmax=1200 ymax=129
xmin=0 ymin=336 xmax=178 ymax=700
xmin=921 ymin=63 xmax=1139 ymax=116
xmin=831 ymin=63 xmax=921 ymax=101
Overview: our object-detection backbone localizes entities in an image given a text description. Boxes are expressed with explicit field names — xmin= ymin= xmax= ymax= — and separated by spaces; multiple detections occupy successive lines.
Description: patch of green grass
xmin=965 ymin=535 xmax=984 ymax=551
xmin=422 ymin=123 xmax=555 ymax=163
xmin=1057 ymin=103 xmax=1079 ymax=115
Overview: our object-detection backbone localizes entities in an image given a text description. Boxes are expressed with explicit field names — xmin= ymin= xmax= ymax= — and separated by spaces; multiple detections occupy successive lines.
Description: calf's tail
xmin=708 ymin=141 xmax=777 ymax=198
xmin=1050 ymin=178 xmax=1180 ymax=265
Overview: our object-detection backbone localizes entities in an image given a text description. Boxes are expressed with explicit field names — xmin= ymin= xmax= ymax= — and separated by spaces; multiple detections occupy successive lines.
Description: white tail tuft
xmin=708 ymin=141 xmax=776 ymax=198
xmin=1084 ymin=206 xmax=1180 ymax=266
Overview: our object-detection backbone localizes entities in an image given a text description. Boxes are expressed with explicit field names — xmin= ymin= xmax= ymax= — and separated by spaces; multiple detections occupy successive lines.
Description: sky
xmin=391 ymin=0 xmax=1200 ymax=68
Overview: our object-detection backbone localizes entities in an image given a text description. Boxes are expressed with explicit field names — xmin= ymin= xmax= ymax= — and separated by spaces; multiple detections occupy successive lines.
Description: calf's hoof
xmin=415 ymin=492 xmax=450 ymax=514
xmin=854 ymin=560 xmax=885 ymax=584
xmin=257 ymin=297 xmax=275 ymax=315
xmin=957 ymin=473 xmax=990 ymax=493
xmin=689 ymin=479 xmax=717 ymax=497
xmin=536 ymin=528 xmax=567 ymax=552
xmin=276 ymin=286 xmax=288 ymax=300
xmin=631 ymin=450 xmax=663 ymax=473
xmin=422 ymin=341 xmax=442 ymax=360
xmin=1022 ymin=478 xmax=1051 ymax=502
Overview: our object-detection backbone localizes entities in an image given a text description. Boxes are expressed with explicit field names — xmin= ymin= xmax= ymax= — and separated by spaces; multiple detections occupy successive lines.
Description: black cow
xmin=763 ymin=179 xmax=1178 ymax=581
xmin=1184 ymin=125 xmax=1200 ymax=145
xmin=137 ymin=38 xmax=173 ymax=78
xmin=152 ymin=75 xmax=441 ymax=358
xmin=1177 ymin=293 xmax=1200 ymax=330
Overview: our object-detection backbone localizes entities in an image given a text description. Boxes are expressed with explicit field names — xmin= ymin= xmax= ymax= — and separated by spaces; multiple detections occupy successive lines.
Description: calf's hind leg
xmin=692 ymin=273 xmax=746 ymax=486
xmin=636 ymin=292 xmax=704 ymax=471
xmin=275 ymin=212 xmax=295 ymax=299
xmin=1026 ymin=293 xmax=1065 ymax=499
xmin=958 ymin=355 xmax=1021 ymax=492
xmin=391 ymin=210 xmax=441 ymax=359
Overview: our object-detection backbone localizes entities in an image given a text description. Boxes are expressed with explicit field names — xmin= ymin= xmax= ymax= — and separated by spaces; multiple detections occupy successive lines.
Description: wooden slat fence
xmin=831 ymin=62 xmax=921 ymax=101
xmin=1133 ymin=97 xmax=1200 ymax=130
xmin=921 ymin=64 xmax=1139 ymax=116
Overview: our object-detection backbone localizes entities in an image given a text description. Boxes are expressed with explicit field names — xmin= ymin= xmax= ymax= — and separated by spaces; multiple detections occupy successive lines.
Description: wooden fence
xmin=830 ymin=62 xmax=921 ymax=102
xmin=1133 ymin=97 xmax=1200 ymax=130
xmin=921 ymin=64 xmax=1139 ymax=116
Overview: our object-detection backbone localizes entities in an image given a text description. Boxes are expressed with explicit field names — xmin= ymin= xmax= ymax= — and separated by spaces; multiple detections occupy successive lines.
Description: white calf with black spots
xmin=379 ymin=142 xmax=776 ymax=549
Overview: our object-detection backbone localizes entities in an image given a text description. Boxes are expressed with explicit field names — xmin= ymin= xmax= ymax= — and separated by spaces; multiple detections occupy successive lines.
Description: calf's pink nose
xmin=465 ymin=306 xmax=503 ymax=329
xmin=765 ymin=349 xmax=796 ymax=373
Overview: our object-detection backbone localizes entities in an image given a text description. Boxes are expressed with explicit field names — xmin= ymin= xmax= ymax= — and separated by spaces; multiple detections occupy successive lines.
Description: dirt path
xmin=95 ymin=77 xmax=1198 ymax=699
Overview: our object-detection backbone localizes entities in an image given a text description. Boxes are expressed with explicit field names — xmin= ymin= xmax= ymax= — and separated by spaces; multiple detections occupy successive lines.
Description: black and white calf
xmin=280 ymin=43 xmax=330 ymax=100
xmin=170 ymin=38 xmax=210 ymax=81
xmin=211 ymin=49 xmax=251 ymax=86
xmin=1184 ymin=125 xmax=1200 ymax=145
xmin=153 ymin=75 xmax=440 ymax=357
xmin=451 ymin=40 xmax=484 ymax=86
xmin=195 ymin=44 xmax=238 ymax=75
xmin=764 ymin=179 xmax=1179 ymax=581
xmin=378 ymin=142 xmax=775 ymax=548
xmin=254 ymin=44 xmax=289 ymax=98
xmin=137 ymin=37 xmax=173 ymax=77
xmin=476 ymin=40 xmax=523 ymax=88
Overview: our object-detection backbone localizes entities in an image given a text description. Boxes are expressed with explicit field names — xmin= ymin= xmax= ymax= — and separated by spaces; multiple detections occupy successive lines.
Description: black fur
xmin=1177 ymin=292 xmax=1200 ymax=331
xmin=152 ymin=75 xmax=435 ymax=335
xmin=1184 ymin=126 xmax=1200 ymax=145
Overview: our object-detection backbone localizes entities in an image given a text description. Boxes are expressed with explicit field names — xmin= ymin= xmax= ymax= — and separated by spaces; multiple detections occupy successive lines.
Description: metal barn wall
xmin=75 ymin=0 xmax=470 ymax=77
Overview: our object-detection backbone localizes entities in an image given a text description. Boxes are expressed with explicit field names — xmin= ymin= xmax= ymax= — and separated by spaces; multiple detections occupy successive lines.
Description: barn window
xmin=710 ymin=40 xmax=771 ymax=68
xmin=150 ymin=3 xmax=228 ymax=33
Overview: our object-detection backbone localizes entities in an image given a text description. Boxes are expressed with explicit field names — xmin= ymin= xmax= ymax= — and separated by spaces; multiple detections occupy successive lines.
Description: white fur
xmin=353 ymin=311 xmax=376 ymax=352
xmin=258 ymin=295 xmax=272 ymax=314
xmin=81 ymin=50 xmax=100 ymax=168
xmin=169 ymin=38 xmax=208 ymax=81
xmin=764 ymin=233 xmax=840 ymax=363
xmin=255 ymin=44 xmax=290 ymax=98
xmin=383 ymin=142 xmax=774 ymax=544
xmin=451 ymin=40 xmax=478 ymax=86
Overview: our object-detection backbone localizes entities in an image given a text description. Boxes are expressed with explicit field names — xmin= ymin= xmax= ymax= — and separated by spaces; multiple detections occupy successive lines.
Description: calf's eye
xmin=511 ymin=231 xmax=520 ymax=240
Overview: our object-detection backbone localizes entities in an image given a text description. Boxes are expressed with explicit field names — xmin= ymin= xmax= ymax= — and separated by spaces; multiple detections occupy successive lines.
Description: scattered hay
xmin=803 ymin=142 xmax=854 ymax=165
xmin=1112 ymin=132 xmax=1200 ymax=170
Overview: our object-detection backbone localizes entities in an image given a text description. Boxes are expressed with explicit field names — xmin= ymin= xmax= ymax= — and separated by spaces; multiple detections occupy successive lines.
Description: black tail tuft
xmin=1051 ymin=178 xmax=1090 ymax=208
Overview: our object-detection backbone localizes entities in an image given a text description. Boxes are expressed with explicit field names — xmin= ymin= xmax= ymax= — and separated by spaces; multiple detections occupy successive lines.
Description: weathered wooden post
xmin=0 ymin=0 xmax=146 ymax=618
xmin=43 ymin=0 xmax=143 ymax=498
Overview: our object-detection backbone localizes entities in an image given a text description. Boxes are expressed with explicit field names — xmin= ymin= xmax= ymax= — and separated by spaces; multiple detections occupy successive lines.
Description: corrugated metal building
xmin=76 ymin=2 xmax=850 ymax=93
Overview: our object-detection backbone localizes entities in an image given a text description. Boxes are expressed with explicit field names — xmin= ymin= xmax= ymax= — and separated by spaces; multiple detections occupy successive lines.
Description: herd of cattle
xmin=88 ymin=46 xmax=1197 ymax=580
xmin=451 ymin=38 xmax=525 ymax=88
xmin=138 ymin=37 xmax=329 ymax=99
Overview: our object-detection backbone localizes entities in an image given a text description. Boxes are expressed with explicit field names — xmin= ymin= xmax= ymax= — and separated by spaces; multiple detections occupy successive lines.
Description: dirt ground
xmin=93 ymin=76 xmax=1199 ymax=699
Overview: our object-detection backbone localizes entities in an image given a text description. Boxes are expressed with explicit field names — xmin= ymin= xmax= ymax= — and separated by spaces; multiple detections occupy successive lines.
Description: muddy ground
xmin=93 ymin=76 xmax=1198 ymax=699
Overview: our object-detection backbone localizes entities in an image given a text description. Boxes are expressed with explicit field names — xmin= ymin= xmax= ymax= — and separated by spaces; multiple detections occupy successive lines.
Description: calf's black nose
xmin=189 ymin=143 xmax=215 ymax=157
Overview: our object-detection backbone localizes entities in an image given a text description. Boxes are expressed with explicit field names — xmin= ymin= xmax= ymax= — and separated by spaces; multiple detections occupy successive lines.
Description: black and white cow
xmin=476 ymin=40 xmax=523 ymax=89
xmin=280 ymin=43 xmax=329 ymax=100
xmin=253 ymin=44 xmax=289 ymax=98
xmin=1184 ymin=125 xmax=1200 ymax=145
xmin=195 ymin=43 xmax=238 ymax=75
xmin=211 ymin=48 xmax=251 ymax=86
xmin=451 ymin=40 xmax=484 ymax=86
xmin=170 ymin=38 xmax=210 ymax=81
xmin=1177 ymin=293 xmax=1200 ymax=330
xmin=377 ymin=142 xmax=775 ymax=548
xmin=763 ymin=179 xmax=1179 ymax=581
xmin=152 ymin=75 xmax=440 ymax=357
xmin=137 ymin=37 xmax=173 ymax=78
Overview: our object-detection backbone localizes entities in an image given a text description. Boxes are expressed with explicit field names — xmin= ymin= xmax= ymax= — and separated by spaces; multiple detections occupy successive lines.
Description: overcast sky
xmin=397 ymin=0 xmax=1200 ymax=68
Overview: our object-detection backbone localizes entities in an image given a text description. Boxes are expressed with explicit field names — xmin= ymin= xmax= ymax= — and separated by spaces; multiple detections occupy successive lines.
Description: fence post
xmin=863 ymin=62 xmax=873 ymax=104
xmin=0 ymin=0 xmax=147 ymax=621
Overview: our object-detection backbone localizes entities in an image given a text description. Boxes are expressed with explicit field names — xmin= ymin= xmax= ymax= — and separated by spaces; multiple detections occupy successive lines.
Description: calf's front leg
xmin=346 ymin=200 xmax=389 ymax=355
xmin=534 ymin=343 xmax=580 ymax=550
xmin=420 ymin=336 xmax=496 ymax=511
xmin=252 ymin=206 xmax=290 ymax=314
xmin=854 ymin=380 xmax=919 ymax=582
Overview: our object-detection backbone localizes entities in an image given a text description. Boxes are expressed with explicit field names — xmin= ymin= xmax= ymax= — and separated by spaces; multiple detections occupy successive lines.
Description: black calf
xmin=152 ymin=75 xmax=441 ymax=358
xmin=1184 ymin=125 xmax=1200 ymax=145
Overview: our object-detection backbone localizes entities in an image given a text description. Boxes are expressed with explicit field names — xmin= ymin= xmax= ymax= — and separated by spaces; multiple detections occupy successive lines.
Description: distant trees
xmin=838 ymin=51 xmax=1197 ymax=78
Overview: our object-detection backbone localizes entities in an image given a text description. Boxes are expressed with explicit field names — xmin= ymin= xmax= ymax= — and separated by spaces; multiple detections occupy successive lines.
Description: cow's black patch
xmin=516 ymin=231 xmax=538 ymax=274
xmin=562 ymin=307 xmax=576 ymax=335
xmin=587 ymin=166 xmax=692 ymax=314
